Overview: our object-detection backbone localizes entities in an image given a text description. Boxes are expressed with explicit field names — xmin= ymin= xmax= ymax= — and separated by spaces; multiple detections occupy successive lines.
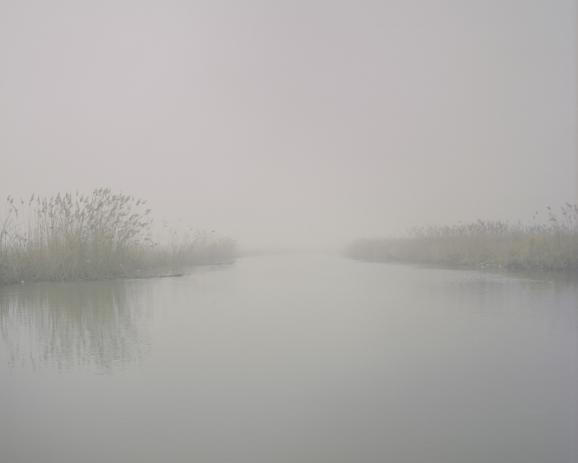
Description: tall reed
xmin=345 ymin=204 xmax=578 ymax=272
xmin=0 ymin=189 xmax=237 ymax=285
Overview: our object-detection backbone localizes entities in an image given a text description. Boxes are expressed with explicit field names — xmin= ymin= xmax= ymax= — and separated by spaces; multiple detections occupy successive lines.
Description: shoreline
xmin=346 ymin=254 xmax=578 ymax=281
xmin=0 ymin=261 xmax=236 ymax=288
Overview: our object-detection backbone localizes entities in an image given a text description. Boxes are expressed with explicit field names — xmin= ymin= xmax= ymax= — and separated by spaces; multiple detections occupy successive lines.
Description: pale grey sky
xmin=1 ymin=0 xmax=576 ymax=248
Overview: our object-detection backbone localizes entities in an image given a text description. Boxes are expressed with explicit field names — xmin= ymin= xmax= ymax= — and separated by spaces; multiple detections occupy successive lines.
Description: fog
xmin=1 ymin=0 xmax=576 ymax=249
xmin=2 ymin=4 xmax=578 ymax=462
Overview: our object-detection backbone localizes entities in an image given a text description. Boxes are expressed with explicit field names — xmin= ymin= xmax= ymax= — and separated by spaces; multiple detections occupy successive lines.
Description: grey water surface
xmin=1 ymin=254 xmax=577 ymax=463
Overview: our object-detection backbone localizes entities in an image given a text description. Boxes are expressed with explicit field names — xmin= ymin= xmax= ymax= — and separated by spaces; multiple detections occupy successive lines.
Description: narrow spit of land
xmin=0 ymin=188 xmax=237 ymax=286
xmin=346 ymin=205 xmax=578 ymax=273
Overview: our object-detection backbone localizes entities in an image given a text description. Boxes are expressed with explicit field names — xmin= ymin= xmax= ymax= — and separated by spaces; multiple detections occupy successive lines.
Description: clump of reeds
xmin=144 ymin=228 xmax=237 ymax=270
xmin=0 ymin=189 xmax=237 ymax=285
xmin=345 ymin=204 xmax=578 ymax=272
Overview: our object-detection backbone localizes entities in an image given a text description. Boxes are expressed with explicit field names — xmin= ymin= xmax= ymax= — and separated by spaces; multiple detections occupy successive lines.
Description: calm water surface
xmin=1 ymin=254 xmax=577 ymax=463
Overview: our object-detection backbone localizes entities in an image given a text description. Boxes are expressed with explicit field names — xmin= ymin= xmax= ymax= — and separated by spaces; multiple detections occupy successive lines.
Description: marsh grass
xmin=346 ymin=205 xmax=578 ymax=272
xmin=0 ymin=188 xmax=237 ymax=285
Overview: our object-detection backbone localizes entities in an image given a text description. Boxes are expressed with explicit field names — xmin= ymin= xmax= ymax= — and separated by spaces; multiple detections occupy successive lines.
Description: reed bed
xmin=346 ymin=205 xmax=578 ymax=272
xmin=0 ymin=188 xmax=237 ymax=285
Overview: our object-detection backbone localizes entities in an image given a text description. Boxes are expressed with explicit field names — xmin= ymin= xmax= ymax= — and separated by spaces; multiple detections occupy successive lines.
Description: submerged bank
xmin=0 ymin=188 xmax=237 ymax=286
xmin=346 ymin=206 xmax=578 ymax=273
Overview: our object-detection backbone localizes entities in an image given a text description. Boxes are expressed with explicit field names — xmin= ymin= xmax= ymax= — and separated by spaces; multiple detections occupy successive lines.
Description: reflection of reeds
xmin=0 ymin=280 xmax=150 ymax=371
xmin=0 ymin=188 xmax=237 ymax=285
xmin=345 ymin=205 xmax=578 ymax=272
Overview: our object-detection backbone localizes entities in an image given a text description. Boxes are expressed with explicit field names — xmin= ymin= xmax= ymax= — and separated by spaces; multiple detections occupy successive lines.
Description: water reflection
xmin=0 ymin=279 xmax=151 ymax=371
xmin=0 ymin=256 xmax=577 ymax=463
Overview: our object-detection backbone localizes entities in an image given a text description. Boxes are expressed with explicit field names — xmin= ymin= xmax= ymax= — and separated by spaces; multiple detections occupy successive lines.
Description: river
xmin=1 ymin=254 xmax=577 ymax=463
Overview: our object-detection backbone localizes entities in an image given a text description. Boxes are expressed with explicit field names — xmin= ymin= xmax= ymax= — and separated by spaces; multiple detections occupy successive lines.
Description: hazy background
xmin=0 ymin=0 xmax=576 ymax=249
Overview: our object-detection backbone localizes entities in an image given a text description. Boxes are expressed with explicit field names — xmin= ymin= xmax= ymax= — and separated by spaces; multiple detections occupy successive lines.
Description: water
xmin=1 ymin=254 xmax=577 ymax=463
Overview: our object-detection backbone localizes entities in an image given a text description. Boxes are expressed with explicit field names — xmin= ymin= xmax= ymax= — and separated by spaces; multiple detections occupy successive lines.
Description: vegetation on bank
xmin=346 ymin=205 xmax=578 ymax=272
xmin=0 ymin=188 xmax=236 ymax=285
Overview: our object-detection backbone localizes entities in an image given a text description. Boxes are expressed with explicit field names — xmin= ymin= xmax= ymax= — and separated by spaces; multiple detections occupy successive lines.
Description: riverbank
xmin=0 ymin=188 xmax=237 ymax=286
xmin=346 ymin=206 xmax=578 ymax=273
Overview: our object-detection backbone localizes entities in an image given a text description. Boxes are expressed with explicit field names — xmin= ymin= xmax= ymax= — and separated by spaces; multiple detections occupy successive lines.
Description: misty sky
xmin=1 ymin=0 xmax=576 ymax=248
